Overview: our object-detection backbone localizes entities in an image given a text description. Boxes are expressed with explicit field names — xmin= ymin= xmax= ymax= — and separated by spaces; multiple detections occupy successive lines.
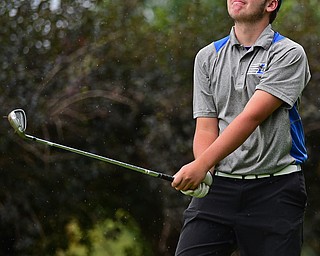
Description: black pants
xmin=175 ymin=172 xmax=307 ymax=256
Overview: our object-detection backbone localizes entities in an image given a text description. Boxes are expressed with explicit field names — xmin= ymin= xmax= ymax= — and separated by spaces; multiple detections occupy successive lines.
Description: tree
xmin=0 ymin=0 xmax=319 ymax=255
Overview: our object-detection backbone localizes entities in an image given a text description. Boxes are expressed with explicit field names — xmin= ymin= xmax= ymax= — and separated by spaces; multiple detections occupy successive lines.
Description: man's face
xmin=227 ymin=0 xmax=269 ymax=23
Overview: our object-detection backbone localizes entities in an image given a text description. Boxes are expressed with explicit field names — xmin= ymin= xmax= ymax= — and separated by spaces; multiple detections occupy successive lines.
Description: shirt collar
xmin=229 ymin=24 xmax=275 ymax=50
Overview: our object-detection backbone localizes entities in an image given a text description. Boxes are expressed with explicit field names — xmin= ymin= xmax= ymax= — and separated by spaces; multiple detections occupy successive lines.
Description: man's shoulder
xmin=272 ymin=35 xmax=307 ymax=57
xmin=213 ymin=35 xmax=230 ymax=52
xmin=196 ymin=35 xmax=230 ymax=60
xmin=195 ymin=42 xmax=215 ymax=63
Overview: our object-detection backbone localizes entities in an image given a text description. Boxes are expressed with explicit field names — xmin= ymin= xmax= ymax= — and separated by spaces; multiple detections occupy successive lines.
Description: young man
xmin=172 ymin=0 xmax=311 ymax=255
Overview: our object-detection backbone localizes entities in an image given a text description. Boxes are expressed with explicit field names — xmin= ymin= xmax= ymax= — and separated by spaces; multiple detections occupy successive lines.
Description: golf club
xmin=7 ymin=109 xmax=174 ymax=182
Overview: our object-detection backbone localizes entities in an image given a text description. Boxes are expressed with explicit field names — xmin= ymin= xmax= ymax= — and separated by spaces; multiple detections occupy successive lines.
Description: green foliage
xmin=0 ymin=0 xmax=319 ymax=255
xmin=56 ymin=209 xmax=150 ymax=256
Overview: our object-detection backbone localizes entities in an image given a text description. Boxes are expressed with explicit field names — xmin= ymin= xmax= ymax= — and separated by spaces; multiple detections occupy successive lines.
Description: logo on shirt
xmin=248 ymin=63 xmax=266 ymax=76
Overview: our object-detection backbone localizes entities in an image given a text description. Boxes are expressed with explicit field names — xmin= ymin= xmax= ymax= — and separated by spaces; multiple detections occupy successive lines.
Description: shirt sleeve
xmin=193 ymin=45 xmax=218 ymax=119
xmin=256 ymin=40 xmax=311 ymax=108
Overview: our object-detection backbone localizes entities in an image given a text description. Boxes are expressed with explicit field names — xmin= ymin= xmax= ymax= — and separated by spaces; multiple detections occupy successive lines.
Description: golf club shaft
xmin=24 ymin=133 xmax=174 ymax=182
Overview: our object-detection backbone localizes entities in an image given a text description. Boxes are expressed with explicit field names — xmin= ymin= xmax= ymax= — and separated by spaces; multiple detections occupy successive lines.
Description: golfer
xmin=172 ymin=0 xmax=311 ymax=255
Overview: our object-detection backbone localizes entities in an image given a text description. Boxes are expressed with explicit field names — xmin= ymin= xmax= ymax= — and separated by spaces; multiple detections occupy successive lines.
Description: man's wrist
xmin=195 ymin=155 xmax=215 ymax=176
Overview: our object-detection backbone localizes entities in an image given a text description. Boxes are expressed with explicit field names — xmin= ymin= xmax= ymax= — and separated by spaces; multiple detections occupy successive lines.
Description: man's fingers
xmin=172 ymin=171 xmax=213 ymax=191
xmin=178 ymin=172 xmax=213 ymax=198
xmin=174 ymin=182 xmax=198 ymax=191
xmin=172 ymin=176 xmax=198 ymax=191
xmin=181 ymin=183 xmax=210 ymax=198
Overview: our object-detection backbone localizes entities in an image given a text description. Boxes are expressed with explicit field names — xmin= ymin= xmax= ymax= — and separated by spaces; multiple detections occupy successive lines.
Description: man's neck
xmin=233 ymin=20 xmax=269 ymax=47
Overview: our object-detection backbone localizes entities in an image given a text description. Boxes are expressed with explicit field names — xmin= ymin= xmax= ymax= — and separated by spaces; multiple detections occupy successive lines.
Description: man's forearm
xmin=193 ymin=118 xmax=219 ymax=159
xmin=193 ymin=130 xmax=218 ymax=159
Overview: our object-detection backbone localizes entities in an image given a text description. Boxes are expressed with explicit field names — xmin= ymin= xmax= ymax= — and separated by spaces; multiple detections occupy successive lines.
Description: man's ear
xmin=266 ymin=0 xmax=278 ymax=13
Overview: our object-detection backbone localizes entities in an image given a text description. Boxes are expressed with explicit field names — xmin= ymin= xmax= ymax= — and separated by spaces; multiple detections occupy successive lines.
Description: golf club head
xmin=8 ymin=109 xmax=27 ymax=138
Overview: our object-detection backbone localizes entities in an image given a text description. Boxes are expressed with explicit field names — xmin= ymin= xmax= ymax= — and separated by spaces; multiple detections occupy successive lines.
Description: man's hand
xmin=180 ymin=172 xmax=213 ymax=198
xmin=172 ymin=158 xmax=213 ymax=198
xmin=172 ymin=159 xmax=209 ymax=191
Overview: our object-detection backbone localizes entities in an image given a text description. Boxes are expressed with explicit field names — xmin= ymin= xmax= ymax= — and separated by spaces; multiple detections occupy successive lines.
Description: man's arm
xmin=172 ymin=90 xmax=283 ymax=191
xmin=193 ymin=117 xmax=219 ymax=159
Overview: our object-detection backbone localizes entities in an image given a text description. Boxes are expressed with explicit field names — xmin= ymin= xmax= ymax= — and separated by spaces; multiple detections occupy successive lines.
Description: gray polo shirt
xmin=193 ymin=25 xmax=311 ymax=175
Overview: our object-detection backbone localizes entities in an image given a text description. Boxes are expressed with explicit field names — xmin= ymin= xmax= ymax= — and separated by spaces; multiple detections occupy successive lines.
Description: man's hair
xmin=270 ymin=0 xmax=282 ymax=24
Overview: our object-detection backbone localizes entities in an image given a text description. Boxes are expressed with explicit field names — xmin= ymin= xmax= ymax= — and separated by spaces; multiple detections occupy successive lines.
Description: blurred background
xmin=0 ymin=0 xmax=319 ymax=255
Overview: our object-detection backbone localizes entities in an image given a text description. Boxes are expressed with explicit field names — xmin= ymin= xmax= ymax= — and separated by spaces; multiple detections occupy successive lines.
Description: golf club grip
xmin=159 ymin=173 xmax=174 ymax=182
